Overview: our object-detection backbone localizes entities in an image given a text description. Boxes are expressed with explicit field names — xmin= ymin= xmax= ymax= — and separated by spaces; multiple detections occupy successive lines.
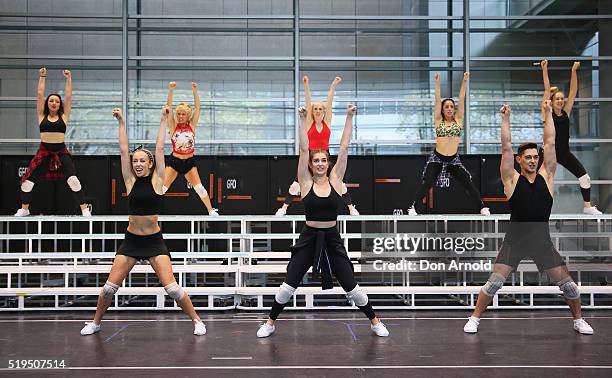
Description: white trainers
xmin=80 ymin=322 xmax=101 ymax=336
xmin=81 ymin=208 xmax=92 ymax=217
xmin=349 ymin=205 xmax=360 ymax=216
xmin=208 ymin=209 xmax=219 ymax=216
xmin=257 ymin=322 xmax=275 ymax=338
xmin=14 ymin=208 xmax=30 ymax=217
xmin=408 ymin=206 xmax=418 ymax=216
xmin=193 ymin=320 xmax=207 ymax=336
xmin=275 ymin=207 xmax=287 ymax=216
xmin=583 ymin=206 xmax=602 ymax=215
xmin=463 ymin=316 xmax=480 ymax=333
xmin=371 ymin=321 xmax=389 ymax=337
xmin=480 ymin=207 xmax=491 ymax=216
xmin=573 ymin=318 xmax=594 ymax=335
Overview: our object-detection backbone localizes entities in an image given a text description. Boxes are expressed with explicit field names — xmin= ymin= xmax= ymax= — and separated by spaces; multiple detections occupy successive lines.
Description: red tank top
xmin=171 ymin=123 xmax=195 ymax=155
xmin=307 ymin=120 xmax=330 ymax=150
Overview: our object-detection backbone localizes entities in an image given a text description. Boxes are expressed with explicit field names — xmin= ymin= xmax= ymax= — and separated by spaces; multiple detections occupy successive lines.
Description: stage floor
xmin=0 ymin=310 xmax=611 ymax=377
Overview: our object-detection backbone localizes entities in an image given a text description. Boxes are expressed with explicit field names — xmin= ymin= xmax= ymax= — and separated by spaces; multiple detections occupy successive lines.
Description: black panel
xmin=374 ymin=156 xmax=424 ymax=215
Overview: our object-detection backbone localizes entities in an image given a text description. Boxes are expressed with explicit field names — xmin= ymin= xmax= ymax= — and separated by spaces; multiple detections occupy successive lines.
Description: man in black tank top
xmin=463 ymin=102 xmax=593 ymax=335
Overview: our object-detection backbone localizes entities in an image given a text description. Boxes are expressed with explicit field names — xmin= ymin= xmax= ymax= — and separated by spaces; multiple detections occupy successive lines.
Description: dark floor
xmin=0 ymin=310 xmax=611 ymax=377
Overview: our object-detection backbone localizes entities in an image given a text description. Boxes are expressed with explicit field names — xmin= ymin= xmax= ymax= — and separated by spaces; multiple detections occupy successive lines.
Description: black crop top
xmin=39 ymin=116 xmax=67 ymax=134
xmin=128 ymin=175 xmax=162 ymax=215
xmin=302 ymin=182 xmax=341 ymax=221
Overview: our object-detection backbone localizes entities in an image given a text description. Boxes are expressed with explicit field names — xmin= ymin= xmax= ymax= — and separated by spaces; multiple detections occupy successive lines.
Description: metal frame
xmin=0 ymin=214 xmax=610 ymax=311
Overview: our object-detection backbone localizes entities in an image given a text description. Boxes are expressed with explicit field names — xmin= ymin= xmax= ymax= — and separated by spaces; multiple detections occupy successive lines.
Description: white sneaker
xmin=371 ymin=321 xmax=389 ymax=337
xmin=408 ymin=206 xmax=417 ymax=216
xmin=208 ymin=209 xmax=219 ymax=216
xmin=463 ymin=316 xmax=480 ymax=333
xmin=583 ymin=206 xmax=602 ymax=215
xmin=14 ymin=208 xmax=30 ymax=217
xmin=275 ymin=207 xmax=287 ymax=216
xmin=573 ymin=318 xmax=594 ymax=335
xmin=80 ymin=322 xmax=101 ymax=336
xmin=257 ymin=322 xmax=275 ymax=338
xmin=193 ymin=320 xmax=207 ymax=336
xmin=349 ymin=205 xmax=360 ymax=216
xmin=81 ymin=208 xmax=92 ymax=217
xmin=480 ymin=207 xmax=491 ymax=216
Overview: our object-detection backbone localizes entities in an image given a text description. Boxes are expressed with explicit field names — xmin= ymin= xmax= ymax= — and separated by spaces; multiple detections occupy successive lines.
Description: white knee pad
xmin=558 ymin=277 xmax=580 ymax=300
xmin=341 ymin=182 xmax=348 ymax=195
xmin=274 ymin=282 xmax=296 ymax=304
xmin=100 ymin=281 xmax=119 ymax=300
xmin=578 ymin=174 xmax=591 ymax=189
xmin=347 ymin=285 xmax=368 ymax=306
xmin=162 ymin=185 xmax=169 ymax=194
xmin=164 ymin=282 xmax=186 ymax=300
xmin=288 ymin=181 xmax=300 ymax=196
xmin=193 ymin=183 xmax=208 ymax=198
xmin=67 ymin=176 xmax=82 ymax=192
xmin=21 ymin=180 xmax=34 ymax=192
xmin=482 ymin=272 xmax=506 ymax=297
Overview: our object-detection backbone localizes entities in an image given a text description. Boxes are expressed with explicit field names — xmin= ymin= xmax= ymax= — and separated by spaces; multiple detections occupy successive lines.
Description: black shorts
xmin=116 ymin=231 xmax=171 ymax=261
xmin=167 ymin=154 xmax=196 ymax=175
xmin=494 ymin=241 xmax=565 ymax=272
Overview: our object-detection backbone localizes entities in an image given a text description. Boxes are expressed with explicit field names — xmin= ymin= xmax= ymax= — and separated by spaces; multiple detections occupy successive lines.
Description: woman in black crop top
xmin=80 ymin=106 xmax=206 ymax=337
xmin=256 ymin=105 xmax=389 ymax=338
xmin=541 ymin=59 xmax=602 ymax=215
xmin=15 ymin=67 xmax=90 ymax=217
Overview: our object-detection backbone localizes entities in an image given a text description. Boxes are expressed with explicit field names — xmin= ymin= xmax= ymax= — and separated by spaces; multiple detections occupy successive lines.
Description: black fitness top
xmin=39 ymin=116 xmax=67 ymax=134
xmin=302 ymin=182 xmax=341 ymax=222
xmin=128 ymin=175 xmax=162 ymax=216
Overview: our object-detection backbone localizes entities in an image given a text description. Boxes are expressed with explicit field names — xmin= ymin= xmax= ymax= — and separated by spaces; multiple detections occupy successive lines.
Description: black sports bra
xmin=302 ymin=182 xmax=341 ymax=222
xmin=39 ymin=116 xmax=67 ymax=134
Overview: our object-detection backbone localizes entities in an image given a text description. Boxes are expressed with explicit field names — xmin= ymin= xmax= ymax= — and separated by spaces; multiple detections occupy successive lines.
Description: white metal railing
xmin=0 ymin=215 xmax=610 ymax=311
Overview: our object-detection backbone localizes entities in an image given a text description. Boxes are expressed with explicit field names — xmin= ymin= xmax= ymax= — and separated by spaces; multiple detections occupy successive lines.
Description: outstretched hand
xmin=39 ymin=67 xmax=47 ymax=77
xmin=191 ymin=82 xmax=198 ymax=92
xmin=302 ymin=75 xmax=309 ymax=85
xmin=332 ymin=76 xmax=342 ymax=85
xmin=62 ymin=69 xmax=71 ymax=79
xmin=168 ymin=81 xmax=176 ymax=90
xmin=463 ymin=72 xmax=470 ymax=80
xmin=297 ymin=106 xmax=307 ymax=119
xmin=161 ymin=105 xmax=170 ymax=119
xmin=540 ymin=59 xmax=548 ymax=69
xmin=347 ymin=104 xmax=357 ymax=115
xmin=434 ymin=72 xmax=440 ymax=82
xmin=572 ymin=61 xmax=580 ymax=71
xmin=541 ymin=99 xmax=552 ymax=114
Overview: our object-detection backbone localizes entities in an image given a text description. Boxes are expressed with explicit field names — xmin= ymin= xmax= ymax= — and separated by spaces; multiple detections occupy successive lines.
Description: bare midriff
xmin=127 ymin=215 xmax=161 ymax=235
xmin=40 ymin=132 xmax=65 ymax=144
xmin=305 ymin=220 xmax=337 ymax=228
xmin=435 ymin=136 xmax=460 ymax=156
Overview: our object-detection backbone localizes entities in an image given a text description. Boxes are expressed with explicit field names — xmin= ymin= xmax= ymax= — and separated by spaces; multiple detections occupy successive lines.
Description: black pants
xmin=269 ymin=226 xmax=376 ymax=320
xmin=556 ymin=148 xmax=589 ymax=202
xmin=412 ymin=162 xmax=484 ymax=210
xmin=21 ymin=152 xmax=84 ymax=206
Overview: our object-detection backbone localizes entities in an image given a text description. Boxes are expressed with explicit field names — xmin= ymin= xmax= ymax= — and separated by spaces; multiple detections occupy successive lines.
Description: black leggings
xmin=412 ymin=162 xmax=484 ymax=210
xmin=556 ymin=148 xmax=590 ymax=202
xmin=21 ymin=154 xmax=84 ymax=206
xmin=269 ymin=234 xmax=375 ymax=321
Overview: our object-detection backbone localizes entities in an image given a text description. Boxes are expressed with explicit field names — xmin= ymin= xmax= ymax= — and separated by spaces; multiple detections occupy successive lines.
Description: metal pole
xmin=122 ymin=0 xmax=128 ymax=119
xmin=463 ymin=0 xmax=471 ymax=153
xmin=293 ymin=0 xmax=300 ymax=154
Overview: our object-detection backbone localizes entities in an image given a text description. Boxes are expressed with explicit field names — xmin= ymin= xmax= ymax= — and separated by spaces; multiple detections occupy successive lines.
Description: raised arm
xmin=303 ymin=76 xmax=313 ymax=126
xmin=296 ymin=106 xmax=312 ymax=188
xmin=62 ymin=70 xmax=72 ymax=122
xmin=190 ymin=82 xmax=201 ymax=127
xmin=540 ymin=99 xmax=557 ymax=186
xmin=166 ymin=81 xmax=176 ymax=133
xmin=330 ymin=104 xmax=355 ymax=184
xmin=455 ymin=72 xmax=469 ymax=124
xmin=36 ymin=67 xmax=47 ymax=120
xmin=500 ymin=105 xmax=518 ymax=195
xmin=153 ymin=105 xmax=169 ymax=189
xmin=324 ymin=76 xmax=341 ymax=124
xmin=564 ymin=61 xmax=580 ymax=115
xmin=541 ymin=59 xmax=550 ymax=105
xmin=433 ymin=73 xmax=442 ymax=124
xmin=113 ymin=108 xmax=135 ymax=191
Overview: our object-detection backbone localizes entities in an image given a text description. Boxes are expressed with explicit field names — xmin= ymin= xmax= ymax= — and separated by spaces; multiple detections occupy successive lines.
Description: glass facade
xmin=0 ymin=0 xmax=610 ymax=210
